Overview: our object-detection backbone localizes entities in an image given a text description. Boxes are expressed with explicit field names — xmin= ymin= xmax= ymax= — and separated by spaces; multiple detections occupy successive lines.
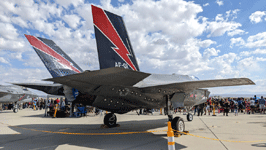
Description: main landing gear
xmin=166 ymin=95 xmax=186 ymax=133
xmin=168 ymin=115 xmax=185 ymax=133
xmin=104 ymin=113 xmax=117 ymax=128
xmin=13 ymin=102 xmax=18 ymax=113
xmin=187 ymin=113 xmax=193 ymax=121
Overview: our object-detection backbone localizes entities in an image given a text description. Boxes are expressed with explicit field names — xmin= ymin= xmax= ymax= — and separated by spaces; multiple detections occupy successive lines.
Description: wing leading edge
xmin=141 ymin=78 xmax=255 ymax=93
xmin=43 ymin=67 xmax=254 ymax=94
xmin=11 ymin=83 xmax=64 ymax=96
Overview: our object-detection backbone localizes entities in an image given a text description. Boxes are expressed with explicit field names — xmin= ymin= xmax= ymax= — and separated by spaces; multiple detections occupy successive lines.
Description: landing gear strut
xmin=104 ymin=113 xmax=117 ymax=128
xmin=13 ymin=102 xmax=18 ymax=113
xmin=165 ymin=95 xmax=186 ymax=133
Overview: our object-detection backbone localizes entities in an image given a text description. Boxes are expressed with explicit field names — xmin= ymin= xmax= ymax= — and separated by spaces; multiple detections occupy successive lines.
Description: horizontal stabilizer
xmin=44 ymin=67 xmax=150 ymax=87
xmin=12 ymin=83 xmax=64 ymax=95
xmin=141 ymin=78 xmax=255 ymax=93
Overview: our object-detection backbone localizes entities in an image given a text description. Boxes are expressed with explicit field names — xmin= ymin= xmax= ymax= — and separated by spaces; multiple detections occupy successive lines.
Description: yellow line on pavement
xmin=1 ymin=121 xmax=266 ymax=143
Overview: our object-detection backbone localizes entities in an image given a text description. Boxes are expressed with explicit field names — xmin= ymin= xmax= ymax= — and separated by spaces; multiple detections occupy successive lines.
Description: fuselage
xmin=73 ymin=73 xmax=209 ymax=114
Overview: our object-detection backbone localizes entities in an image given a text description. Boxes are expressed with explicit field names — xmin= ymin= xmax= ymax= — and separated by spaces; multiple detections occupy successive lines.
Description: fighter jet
xmin=0 ymin=85 xmax=37 ymax=113
xmin=14 ymin=5 xmax=255 ymax=132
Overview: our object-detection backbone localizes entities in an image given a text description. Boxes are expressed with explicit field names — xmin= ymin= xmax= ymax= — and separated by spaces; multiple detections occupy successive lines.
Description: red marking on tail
xmin=25 ymin=35 xmax=81 ymax=73
xmin=92 ymin=5 xmax=137 ymax=71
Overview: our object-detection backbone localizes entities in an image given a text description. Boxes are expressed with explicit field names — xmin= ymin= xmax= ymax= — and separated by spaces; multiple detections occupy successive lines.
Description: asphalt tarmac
xmin=0 ymin=109 xmax=266 ymax=150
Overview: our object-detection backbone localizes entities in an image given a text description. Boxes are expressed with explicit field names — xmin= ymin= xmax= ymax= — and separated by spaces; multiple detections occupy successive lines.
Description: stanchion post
xmin=167 ymin=121 xmax=175 ymax=150
xmin=212 ymin=102 xmax=216 ymax=116
xmin=53 ymin=104 xmax=58 ymax=118
xmin=160 ymin=108 xmax=162 ymax=115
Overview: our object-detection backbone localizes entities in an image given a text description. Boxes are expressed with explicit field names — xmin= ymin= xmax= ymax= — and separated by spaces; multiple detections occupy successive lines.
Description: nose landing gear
xmin=104 ymin=113 xmax=117 ymax=128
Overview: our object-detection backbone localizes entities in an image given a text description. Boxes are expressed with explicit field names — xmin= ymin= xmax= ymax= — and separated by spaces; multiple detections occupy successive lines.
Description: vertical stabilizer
xmin=25 ymin=35 xmax=83 ymax=77
xmin=92 ymin=5 xmax=140 ymax=71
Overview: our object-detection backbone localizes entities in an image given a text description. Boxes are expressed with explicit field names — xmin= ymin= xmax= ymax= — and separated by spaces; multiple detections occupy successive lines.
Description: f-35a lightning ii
xmin=14 ymin=5 xmax=255 ymax=132
xmin=0 ymin=85 xmax=37 ymax=113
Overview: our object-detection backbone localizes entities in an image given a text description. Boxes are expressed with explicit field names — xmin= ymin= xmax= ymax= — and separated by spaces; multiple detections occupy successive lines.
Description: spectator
xmin=234 ymin=102 xmax=238 ymax=116
xmin=198 ymin=103 xmax=204 ymax=116
xmin=55 ymin=98 xmax=60 ymax=104
xmin=224 ymin=99 xmax=230 ymax=116
xmin=258 ymin=96 xmax=265 ymax=114
xmin=194 ymin=105 xmax=198 ymax=115
xmin=238 ymin=98 xmax=243 ymax=113
xmin=250 ymin=98 xmax=255 ymax=114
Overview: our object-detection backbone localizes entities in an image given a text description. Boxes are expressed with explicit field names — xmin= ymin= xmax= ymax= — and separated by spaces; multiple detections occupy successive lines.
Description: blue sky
xmin=1 ymin=0 xmax=266 ymax=95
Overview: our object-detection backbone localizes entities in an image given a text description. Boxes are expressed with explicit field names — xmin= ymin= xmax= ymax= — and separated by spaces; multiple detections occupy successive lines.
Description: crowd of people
xmin=192 ymin=95 xmax=266 ymax=116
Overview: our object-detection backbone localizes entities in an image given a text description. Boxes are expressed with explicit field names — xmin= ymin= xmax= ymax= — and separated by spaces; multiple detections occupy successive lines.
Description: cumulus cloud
xmin=230 ymin=37 xmax=245 ymax=48
xmin=0 ymin=57 xmax=9 ymax=64
xmin=216 ymin=0 xmax=224 ymax=6
xmin=63 ymin=15 xmax=81 ymax=29
xmin=55 ymin=0 xmax=84 ymax=8
xmin=240 ymin=49 xmax=266 ymax=56
xmin=206 ymin=10 xmax=243 ymax=37
xmin=228 ymin=29 xmax=246 ymax=36
xmin=203 ymin=3 xmax=209 ymax=7
xmin=203 ymin=48 xmax=220 ymax=58
xmin=249 ymin=11 xmax=266 ymax=24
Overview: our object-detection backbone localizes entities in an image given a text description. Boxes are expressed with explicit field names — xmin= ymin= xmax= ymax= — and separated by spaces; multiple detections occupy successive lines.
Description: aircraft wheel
xmin=187 ymin=113 xmax=193 ymax=121
xmin=104 ymin=113 xmax=117 ymax=128
xmin=13 ymin=108 xmax=18 ymax=113
xmin=171 ymin=117 xmax=185 ymax=133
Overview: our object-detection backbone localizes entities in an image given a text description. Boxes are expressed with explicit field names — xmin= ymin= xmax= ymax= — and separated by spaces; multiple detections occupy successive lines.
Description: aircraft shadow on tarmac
xmin=248 ymin=121 xmax=266 ymax=127
xmin=0 ymin=119 xmax=187 ymax=150
xmin=251 ymin=143 xmax=266 ymax=147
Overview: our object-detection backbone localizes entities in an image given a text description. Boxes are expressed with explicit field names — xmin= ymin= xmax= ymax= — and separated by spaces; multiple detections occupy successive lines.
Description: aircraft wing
xmin=44 ymin=67 xmax=150 ymax=87
xmin=0 ymin=91 xmax=9 ymax=98
xmin=141 ymin=78 xmax=255 ymax=93
xmin=44 ymin=67 xmax=254 ymax=95
xmin=11 ymin=83 xmax=64 ymax=96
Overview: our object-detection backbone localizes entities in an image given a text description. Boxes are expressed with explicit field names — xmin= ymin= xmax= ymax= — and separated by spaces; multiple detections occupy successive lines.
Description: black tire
xmin=171 ymin=117 xmax=185 ymax=133
xmin=13 ymin=108 xmax=18 ymax=113
xmin=104 ymin=113 xmax=117 ymax=128
xmin=187 ymin=113 xmax=193 ymax=121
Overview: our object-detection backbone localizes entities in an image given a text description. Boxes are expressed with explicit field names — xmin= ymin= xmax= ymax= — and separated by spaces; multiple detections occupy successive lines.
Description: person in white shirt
xmin=250 ymin=98 xmax=255 ymax=114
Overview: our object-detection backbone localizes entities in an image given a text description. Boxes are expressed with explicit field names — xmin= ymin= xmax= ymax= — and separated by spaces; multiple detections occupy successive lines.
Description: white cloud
xmin=55 ymin=0 xmax=84 ymax=8
xmin=240 ymin=49 xmax=266 ymax=56
xmin=0 ymin=23 xmax=19 ymax=40
xmin=237 ymin=56 xmax=261 ymax=72
xmin=203 ymin=52 xmax=240 ymax=79
xmin=203 ymin=48 xmax=220 ymax=58
xmin=216 ymin=0 xmax=224 ymax=6
xmin=230 ymin=37 xmax=245 ymax=48
xmin=230 ymin=32 xmax=266 ymax=49
xmin=249 ymin=11 xmax=266 ymax=24
xmin=246 ymin=32 xmax=266 ymax=48
xmin=207 ymin=10 xmax=243 ymax=37
xmin=197 ymin=39 xmax=216 ymax=48
xmin=63 ymin=15 xmax=81 ymax=29
xmin=203 ymin=3 xmax=209 ymax=7
xmin=118 ymin=0 xmax=125 ymax=2
xmin=228 ymin=29 xmax=246 ymax=36
xmin=0 ymin=57 xmax=9 ymax=64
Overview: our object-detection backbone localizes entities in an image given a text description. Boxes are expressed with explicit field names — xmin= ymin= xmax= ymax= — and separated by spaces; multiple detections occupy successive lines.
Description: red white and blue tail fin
xmin=25 ymin=35 xmax=83 ymax=78
xmin=92 ymin=5 xmax=140 ymax=71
